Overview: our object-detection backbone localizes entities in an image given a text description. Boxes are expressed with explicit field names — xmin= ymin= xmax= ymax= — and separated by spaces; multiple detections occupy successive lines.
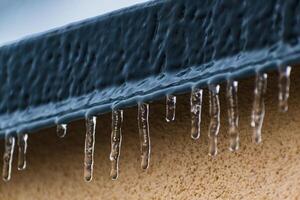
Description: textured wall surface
xmin=0 ymin=66 xmax=299 ymax=199
xmin=0 ymin=0 xmax=300 ymax=135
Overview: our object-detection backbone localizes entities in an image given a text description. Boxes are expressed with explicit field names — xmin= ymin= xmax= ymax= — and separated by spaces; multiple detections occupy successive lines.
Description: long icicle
xmin=190 ymin=88 xmax=203 ymax=140
xmin=110 ymin=110 xmax=123 ymax=180
xmin=226 ymin=81 xmax=239 ymax=151
xmin=165 ymin=95 xmax=176 ymax=122
xmin=278 ymin=66 xmax=292 ymax=112
xmin=208 ymin=85 xmax=220 ymax=156
xmin=251 ymin=73 xmax=268 ymax=144
xmin=17 ymin=133 xmax=28 ymax=170
xmin=2 ymin=134 xmax=15 ymax=181
xmin=138 ymin=103 xmax=150 ymax=170
xmin=57 ymin=124 xmax=67 ymax=138
xmin=84 ymin=116 xmax=96 ymax=182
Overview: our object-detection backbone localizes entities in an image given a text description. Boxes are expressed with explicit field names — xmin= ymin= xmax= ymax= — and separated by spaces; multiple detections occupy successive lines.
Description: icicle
xmin=2 ymin=134 xmax=15 ymax=181
xmin=226 ymin=81 xmax=239 ymax=151
xmin=110 ymin=110 xmax=123 ymax=180
xmin=138 ymin=103 xmax=150 ymax=170
xmin=251 ymin=73 xmax=267 ymax=144
xmin=190 ymin=88 xmax=203 ymax=140
xmin=84 ymin=116 xmax=96 ymax=182
xmin=165 ymin=95 xmax=176 ymax=122
xmin=57 ymin=124 xmax=67 ymax=138
xmin=17 ymin=133 xmax=28 ymax=170
xmin=278 ymin=66 xmax=291 ymax=112
xmin=208 ymin=85 xmax=220 ymax=156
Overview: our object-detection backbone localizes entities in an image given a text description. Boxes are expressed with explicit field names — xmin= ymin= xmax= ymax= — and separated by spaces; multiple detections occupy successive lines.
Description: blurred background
xmin=0 ymin=0 xmax=147 ymax=46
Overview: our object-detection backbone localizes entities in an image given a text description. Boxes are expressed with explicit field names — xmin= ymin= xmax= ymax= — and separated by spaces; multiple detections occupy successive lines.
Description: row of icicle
xmin=2 ymin=65 xmax=291 ymax=182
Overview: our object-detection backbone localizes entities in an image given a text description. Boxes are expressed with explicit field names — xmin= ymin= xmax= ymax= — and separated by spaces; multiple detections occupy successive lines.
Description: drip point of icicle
xmin=84 ymin=116 xmax=96 ymax=182
xmin=138 ymin=103 xmax=150 ymax=170
xmin=251 ymin=73 xmax=267 ymax=144
xmin=2 ymin=134 xmax=15 ymax=181
xmin=57 ymin=124 xmax=67 ymax=138
xmin=278 ymin=66 xmax=291 ymax=112
xmin=110 ymin=110 xmax=123 ymax=180
xmin=17 ymin=133 xmax=28 ymax=170
xmin=165 ymin=95 xmax=176 ymax=122
xmin=226 ymin=81 xmax=239 ymax=152
xmin=208 ymin=85 xmax=220 ymax=156
xmin=190 ymin=88 xmax=203 ymax=140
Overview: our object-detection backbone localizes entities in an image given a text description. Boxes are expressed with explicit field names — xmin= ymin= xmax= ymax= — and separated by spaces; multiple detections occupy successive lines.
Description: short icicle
xmin=208 ymin=84 xmax=220 ymax=156
xmin=226 ymin=80 xmax=239 ymax=151
xmin=190 ymin=88 xmax=203 ymax=140
xmin=2 ymin=134 xmax=15 ymax=181
xmin=251 ymin=73 xmax=268 ymax=144
xmin=84 ymin=116 xmax=96 ymax=182
xmin=138 ymin=103 xmax=150 ymax=170
xmin=278 ymin=66 xmax=292 ymax=112
xmin=57 ymin=124 xmax=67 ymax=138
xmin=165 ymin=95 xmax=176 ymax=122
xmin=17 ymin=133 xmax=28 ymax=170
xmin=110 ymin=110 xmax=123 ymax=180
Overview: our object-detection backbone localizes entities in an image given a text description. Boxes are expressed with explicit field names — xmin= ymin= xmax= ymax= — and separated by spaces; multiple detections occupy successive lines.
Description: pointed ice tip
xmin=229 ymin=143 xmax=239 ymax=152
xmin=84 ymin=176 xmax=93 ymax=182
xmin=279 ymin=103 xmax=288 ymax=113
xmin=17 ymin=164 xmax=26 ymax=171
xmin=141 ymin=163 xmax=149 ymax=170
xmin=208 ymin=149 xmax=218 ymax=157
xmin=191 ymin=135 xmax=199 ymax=140
xmin=253 ymin=135 xmax=262 ymax=144
xmin=110 ymin=170 xmax=118 ymax=180
xmin=165 ymin=117 xmax=172 ymax=123
xmin=3 ymin=176 xmax=11 ymax=182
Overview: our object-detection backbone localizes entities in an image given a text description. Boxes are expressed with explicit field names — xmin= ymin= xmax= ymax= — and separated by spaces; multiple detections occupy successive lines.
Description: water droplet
xmin=208 ymin=85 xmax=220 ymax=156
xmin=84 ymin=116 xmax=96 ymax=182
xmin=138 ymin=103 xmax=150 ymax=170
xmin=226 ymin=81 xmax=239 ymax=151
xmin=190 ymin=88 xmax=203 ymax=140
xmin=166 ymin=95 xmax=176 ymax=122
xmin=278 ymin=66 xmax=291 ymax=112
xmin=251 ymin=73 xmax=267 ymax=144
xmin=57 ymin=124 xmax=67 ymax=138
xmin=17 ymin=133 xmax=28 ymax=170
xmin=2 ymin=134 xmax=15 ymax=181
xmin=110 ymin=110 xmax=123 ymax=180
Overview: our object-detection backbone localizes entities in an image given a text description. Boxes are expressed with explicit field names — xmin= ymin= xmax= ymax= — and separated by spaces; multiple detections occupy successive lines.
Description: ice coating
xmin=0 ymin=0 xmax=300 ymax=136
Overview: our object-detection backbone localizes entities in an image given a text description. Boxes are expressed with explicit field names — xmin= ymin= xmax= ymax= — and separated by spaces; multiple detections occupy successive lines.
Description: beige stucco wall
xmin=1 ymin=67 xmax=300 ymax=200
